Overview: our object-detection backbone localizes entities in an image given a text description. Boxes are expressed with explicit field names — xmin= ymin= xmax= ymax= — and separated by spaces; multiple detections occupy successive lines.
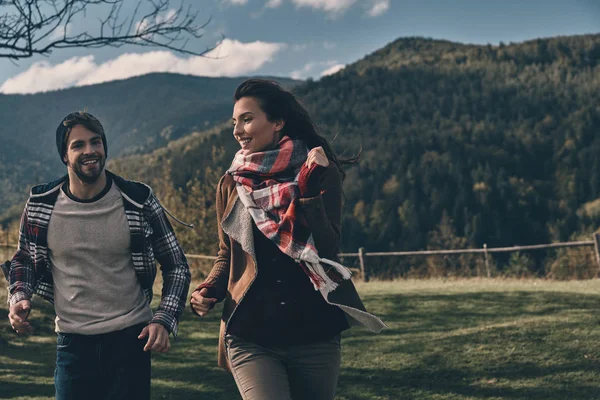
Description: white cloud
xmin=367 ymin=0 xmax=389 ymax=17
xmin=290 ymin=60 xmax=339 ymax=79
xmin=0 ymin=56 xmax=97 ymax=93
xmin=135 ymin=8 xmax=178 ymax=39
xmin=289 ymin=0 xmax=388 ymax=16
xmin=224 ymin=0 xmax=248 ymax=4
xmin=292 ymin=0 xmax=356 ymax=14
xmin=0 ymin=39 xmax=285 ymax=94
xmin=49 ymin=23 xmax=72 ymax=41
xmin=291 ymin=62 xmax=316 ymax=79
xmin=323 ymin=41 xmax=336 ymax=50
xmin=292 ymin=43 xmax=308 ymax=51
xmin=320 ymin=64 xmax=345 ymax=76
xmin=266 ymin=0 xmax=283 ymax=7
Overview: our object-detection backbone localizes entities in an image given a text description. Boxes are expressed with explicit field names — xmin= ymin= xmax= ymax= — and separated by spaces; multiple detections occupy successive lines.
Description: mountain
xmin=0 ymin=73 xmax=299 ymax=212
xmin=111 ymin=34 xmax=600 ymax=278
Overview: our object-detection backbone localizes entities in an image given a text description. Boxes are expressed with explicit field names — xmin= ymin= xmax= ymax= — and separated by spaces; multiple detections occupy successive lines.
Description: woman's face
xmin=232 ymin=97 xmax=284 ymax=154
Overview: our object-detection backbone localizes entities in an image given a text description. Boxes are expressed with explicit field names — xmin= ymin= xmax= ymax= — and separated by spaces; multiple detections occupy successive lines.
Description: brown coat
xmin=200 ymin=163 xmax=385 ymax=371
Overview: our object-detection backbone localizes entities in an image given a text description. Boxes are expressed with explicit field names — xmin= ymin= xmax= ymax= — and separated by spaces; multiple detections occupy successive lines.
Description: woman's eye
xmin=244 ymin=118 xmax=252 ymax=123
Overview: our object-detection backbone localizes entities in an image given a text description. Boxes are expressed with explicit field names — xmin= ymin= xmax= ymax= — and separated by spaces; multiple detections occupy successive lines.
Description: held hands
xmin=8 ymin=299 xmax=33 ymax=335
xmin=190 ymin=287 xmax=217 ymax=317
xmin=138 ymin=323 xmax=170 ymax=353
xmin=298 ymin=146 xmax=329 ymax=198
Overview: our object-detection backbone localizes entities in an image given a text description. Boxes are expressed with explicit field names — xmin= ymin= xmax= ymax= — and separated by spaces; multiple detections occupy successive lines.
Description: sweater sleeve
xmin=297 ymin=164 xmax=342 ymax=260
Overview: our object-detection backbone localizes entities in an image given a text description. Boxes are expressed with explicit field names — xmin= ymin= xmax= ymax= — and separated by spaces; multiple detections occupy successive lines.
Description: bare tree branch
xmin=0 ymin=0 xmax=216 ymax=59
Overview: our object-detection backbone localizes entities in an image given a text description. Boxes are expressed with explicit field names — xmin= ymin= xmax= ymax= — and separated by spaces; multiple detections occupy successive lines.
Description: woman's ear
xmin=275 ymin=120 xmax=285 ymax=132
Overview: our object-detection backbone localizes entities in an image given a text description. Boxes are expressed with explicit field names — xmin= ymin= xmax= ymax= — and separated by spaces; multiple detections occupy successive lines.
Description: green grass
xmin=2 ymin=279 xmax=600 ymax=399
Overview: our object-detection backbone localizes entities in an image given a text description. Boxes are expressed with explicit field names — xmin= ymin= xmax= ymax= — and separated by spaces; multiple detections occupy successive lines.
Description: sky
xmin=1 ymin=0 xmax=599 ymax=94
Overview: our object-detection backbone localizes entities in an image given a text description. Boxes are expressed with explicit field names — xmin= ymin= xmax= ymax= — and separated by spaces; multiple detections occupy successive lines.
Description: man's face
xmin=63 ymin=125 xmax=106 ymax=184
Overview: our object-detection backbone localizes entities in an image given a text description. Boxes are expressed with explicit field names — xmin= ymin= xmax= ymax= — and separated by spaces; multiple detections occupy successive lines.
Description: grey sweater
xmin=47 ymin=181 xmax=152 ymax=334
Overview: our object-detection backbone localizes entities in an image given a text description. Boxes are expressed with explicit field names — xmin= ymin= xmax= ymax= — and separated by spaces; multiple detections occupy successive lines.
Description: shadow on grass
xmin=2 ymin=288 xmax=600 ymax=399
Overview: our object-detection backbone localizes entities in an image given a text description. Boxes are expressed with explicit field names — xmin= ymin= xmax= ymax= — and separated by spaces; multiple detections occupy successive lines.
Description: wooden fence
xmin=337 ymin=235 xmax=600 ymax=281
xmin=3 ymin=233 xmax=600 ymax=282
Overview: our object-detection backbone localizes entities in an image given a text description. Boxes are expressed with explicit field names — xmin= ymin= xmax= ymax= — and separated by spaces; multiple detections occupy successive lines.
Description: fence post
xmin=483 ymin=243 xmax=491 ymax=278
xmin=593 ymin=233 xmax=600 ymax=276
xmin=358 ymin=247 xmax=369 ymax=282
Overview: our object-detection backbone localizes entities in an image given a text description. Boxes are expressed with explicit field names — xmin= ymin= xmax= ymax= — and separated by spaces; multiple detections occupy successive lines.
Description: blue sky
xmin=1 ymin=0 xmax=599 ymax=94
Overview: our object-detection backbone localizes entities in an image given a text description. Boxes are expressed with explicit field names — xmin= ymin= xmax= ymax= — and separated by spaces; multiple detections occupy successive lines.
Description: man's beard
xmin=70 ymin=154 xmax=106 ymax=184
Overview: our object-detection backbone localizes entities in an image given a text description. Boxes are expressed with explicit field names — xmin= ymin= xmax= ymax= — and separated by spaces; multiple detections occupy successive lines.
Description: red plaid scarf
xmin=227 ymin=136 xmax=352 ymax=293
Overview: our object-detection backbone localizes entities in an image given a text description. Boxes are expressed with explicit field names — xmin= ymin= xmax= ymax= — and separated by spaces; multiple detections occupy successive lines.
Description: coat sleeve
xmin=145 ymin=194 xmax=191 ymax=336
xmin=8 ymin=201 xmax=36 ymax=306
xmin=192 ymin=175 xmax=231 ymax=303
xmin=298 ymin=163 xmax=343 ymax=260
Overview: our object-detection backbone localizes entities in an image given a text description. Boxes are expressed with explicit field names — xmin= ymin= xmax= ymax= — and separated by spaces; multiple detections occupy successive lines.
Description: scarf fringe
xmin=305 ymin=258 xmax=353 ymax=293
xmin=319 ymin=258 xmax=353 ymax=280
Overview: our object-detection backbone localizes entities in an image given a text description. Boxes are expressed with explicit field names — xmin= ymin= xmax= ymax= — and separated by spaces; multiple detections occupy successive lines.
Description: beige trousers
xmin=225 ymin=334 xmax=342 ymax=400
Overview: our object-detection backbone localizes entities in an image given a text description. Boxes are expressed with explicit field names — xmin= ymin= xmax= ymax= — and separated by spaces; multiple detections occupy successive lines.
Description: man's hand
xmin=8 ymin=300 xmax=33 ymax=335
xmin=190 ymin=287 xmax=217 ymax=317
xmin=138 ymin=323 xmax=170 ymax=353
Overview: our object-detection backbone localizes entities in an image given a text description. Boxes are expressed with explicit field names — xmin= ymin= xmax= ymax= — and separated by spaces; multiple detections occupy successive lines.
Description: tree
xmin=0 ymin=0 xmax=215 ymax=59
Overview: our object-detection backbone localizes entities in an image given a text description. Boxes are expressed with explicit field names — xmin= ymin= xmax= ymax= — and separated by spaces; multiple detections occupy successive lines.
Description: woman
xmin=190 ymin=79 xmax=385 ymax=400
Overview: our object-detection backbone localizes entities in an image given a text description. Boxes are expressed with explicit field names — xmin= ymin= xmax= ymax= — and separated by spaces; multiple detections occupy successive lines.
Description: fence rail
xmin=337 ymin=235 xmax=600 ymax=281
xmin=3 ymin=234 xmax=600 ymax=282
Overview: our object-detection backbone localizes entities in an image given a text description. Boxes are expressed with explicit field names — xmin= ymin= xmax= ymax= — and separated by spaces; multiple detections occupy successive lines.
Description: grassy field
xmin=1 ymin=279 xmax=600 ymax=399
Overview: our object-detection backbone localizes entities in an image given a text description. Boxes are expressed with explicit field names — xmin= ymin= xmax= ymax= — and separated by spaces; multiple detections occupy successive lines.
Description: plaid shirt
xmin=3 ymin=171 xmax=191 ymax=336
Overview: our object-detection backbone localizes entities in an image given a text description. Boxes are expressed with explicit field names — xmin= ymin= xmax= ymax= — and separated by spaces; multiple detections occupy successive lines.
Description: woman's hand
xmin=190 ymin=287 xmax=217 ymax=317
xmin=298 ymin=147 xmax=329 ymax=198
xmin=306 ymin=146 xmax=329 ymax=168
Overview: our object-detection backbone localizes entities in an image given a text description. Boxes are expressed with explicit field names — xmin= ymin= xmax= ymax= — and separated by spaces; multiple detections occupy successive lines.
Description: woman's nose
xmin=233 ymin=122 xmax=243 ymax=136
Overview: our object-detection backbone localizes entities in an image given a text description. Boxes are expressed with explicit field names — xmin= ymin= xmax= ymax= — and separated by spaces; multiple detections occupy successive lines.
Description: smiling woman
xmin=190 ymin=78 xmax=385 ymax=400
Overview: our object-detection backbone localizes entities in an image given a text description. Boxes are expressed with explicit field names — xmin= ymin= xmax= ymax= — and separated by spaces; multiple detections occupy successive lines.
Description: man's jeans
xmin=54 ymin=323 xmax=151 ymax=400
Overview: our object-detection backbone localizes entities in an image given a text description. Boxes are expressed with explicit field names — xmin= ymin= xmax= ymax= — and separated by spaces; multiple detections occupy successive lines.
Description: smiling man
xmin=4 ymin=111 xmax=191 ymax=400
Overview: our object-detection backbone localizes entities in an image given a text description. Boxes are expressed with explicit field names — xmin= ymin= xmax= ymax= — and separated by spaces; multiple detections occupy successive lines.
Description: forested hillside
xmin=301 ymin=36 xmax=600 ymax=266
xmin=112 ymin=34 xmax=600 ymax=277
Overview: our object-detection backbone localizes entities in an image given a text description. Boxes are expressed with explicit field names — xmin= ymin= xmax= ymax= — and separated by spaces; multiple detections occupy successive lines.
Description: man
xmin=3 ymin=111 xmax=191 ymax=399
